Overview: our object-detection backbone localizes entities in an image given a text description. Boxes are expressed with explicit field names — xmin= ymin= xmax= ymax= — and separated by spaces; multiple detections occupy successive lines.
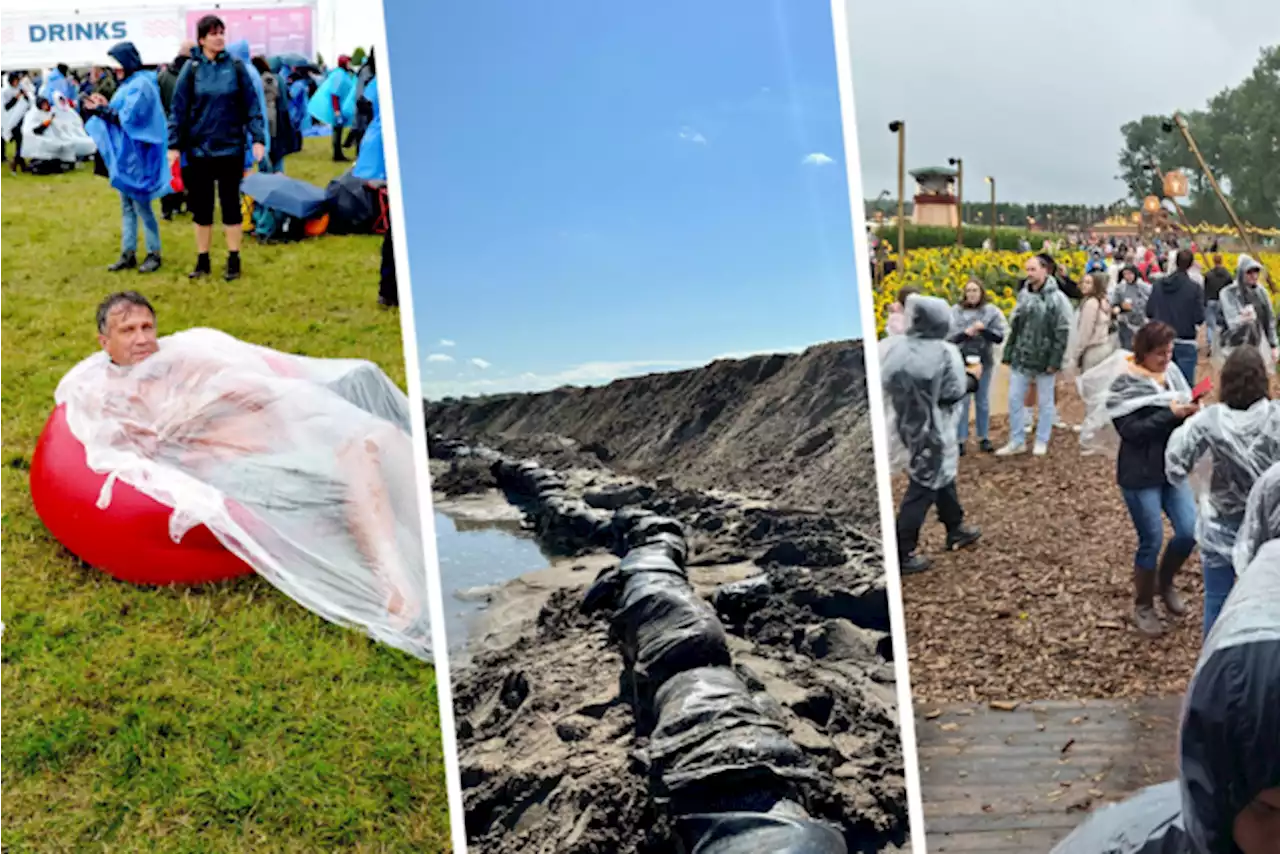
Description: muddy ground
xmin=425 ymin=343 xmax=903 ymax=854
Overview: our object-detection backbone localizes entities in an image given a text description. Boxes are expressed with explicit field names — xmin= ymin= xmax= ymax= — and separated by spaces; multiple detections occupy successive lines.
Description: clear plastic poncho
xmin=1234 ymin=462 xmax=1280 ymax=575
xmin=55 ymin=328 xmax=430 ymax=661
xmin=1165 ymin=400 xmax=1280 ymax=565
xmin=1215 ymin=255 xmax=1278 ymax=371
xmin=21 ymin=94 xmax=97 ymax=163
xmin=2 ymin=80 xmax=32 ymax=142
xmin=1077 ymin=350 xmax=1190 ymax=459
xmin=880 ymin=294 xmax=968 ymax=490
xmin=1052 ymin=537 xmax=1280 ymax=854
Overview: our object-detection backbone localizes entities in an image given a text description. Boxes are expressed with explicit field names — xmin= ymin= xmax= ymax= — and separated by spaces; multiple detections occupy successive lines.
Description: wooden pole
xmin=1171 ymin=112 xmax=1257 ymax=258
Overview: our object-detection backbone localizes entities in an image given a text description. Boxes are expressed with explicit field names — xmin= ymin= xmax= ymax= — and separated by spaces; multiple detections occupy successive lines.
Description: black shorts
xmin=183 ymin=154 xmax=244 ymax=227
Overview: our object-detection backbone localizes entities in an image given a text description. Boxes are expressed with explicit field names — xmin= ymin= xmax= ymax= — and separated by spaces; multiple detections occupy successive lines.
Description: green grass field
xmin=1 ymin=138 xmax=452 ymax=853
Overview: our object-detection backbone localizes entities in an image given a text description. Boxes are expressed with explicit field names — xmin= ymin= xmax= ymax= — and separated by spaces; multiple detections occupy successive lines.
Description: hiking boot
xmin=189 ymin=255 xmax=211 ymax=279
xmin=979 ymin=439 xmax=995 ymax=453
xmin=138 ymin=253 xmax=161 ymax=274
xmin=995 ymin=442 xmax=1025 ymax=457
xmin=224 ymin=253 xmax=241 ymax=281
xmin=108 ymin=252 xmax=137 ymax=272
xmin=1133 ymin=569 xmax=1164 ymax=637
xmin=1157 ymin=546 xmax=1191 ymax=617
xmin=946 ymin=525 xmax=981 ymax=551
xmin=899 ymin=554 xmax=933 ymax=575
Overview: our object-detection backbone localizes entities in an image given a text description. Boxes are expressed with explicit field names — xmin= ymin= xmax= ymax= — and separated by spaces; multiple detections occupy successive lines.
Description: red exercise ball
xmin=29 ymin=404 xmax=255 ymax=586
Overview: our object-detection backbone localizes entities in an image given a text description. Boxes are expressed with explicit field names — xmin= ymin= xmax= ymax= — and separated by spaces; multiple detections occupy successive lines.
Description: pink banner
xmin=186 ymin=7 xmax=313 ymax=60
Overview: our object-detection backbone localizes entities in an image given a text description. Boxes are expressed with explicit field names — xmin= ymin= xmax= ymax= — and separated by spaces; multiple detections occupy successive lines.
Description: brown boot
xmin=1133 ymin=568 xmax=1163 ymax=637
xmin=1157 ymin=546 xmax=1191 ymax=617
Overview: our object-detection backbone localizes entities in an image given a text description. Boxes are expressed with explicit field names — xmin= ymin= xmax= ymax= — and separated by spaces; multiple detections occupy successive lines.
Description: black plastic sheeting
xmin=421 ymin=441 xmax=848 ymax=853
xmin=674 ymin=811 xmax=849 ymax=854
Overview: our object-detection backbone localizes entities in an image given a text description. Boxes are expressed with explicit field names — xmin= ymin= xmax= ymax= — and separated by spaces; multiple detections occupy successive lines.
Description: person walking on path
xmin=167 ymin=15 xmax=265 ymax=282
xmin=1103 ymin=322 xmax=1199 ymax=637
xmin=997 ymin=253 xmax=1073 ymax=457
xmin=949 ymin=279 xmax=1006 ymax=455
xmin=1145 ymin=249 xmax=1205 ymax=384
xmin=1217 ymin=254 xmax=1279 ymax=369
xmin=882 ymin=295 xmax=982 ymax=575
xmin=1202 ymin=253 xmax=1233 ymax=356
xmin=1166 ymin=346 xmax=1280 ymax=637
xmin=84 ymin=42 xmax=171 ymax=275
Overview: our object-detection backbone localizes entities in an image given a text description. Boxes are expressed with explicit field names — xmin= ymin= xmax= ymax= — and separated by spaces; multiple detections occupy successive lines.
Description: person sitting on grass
xmin=881 ymin=294 xmax=982 ymax=575
xmin=60 ymin=291 xmax=430 ymax=660
xmin=1050 ymin=471 xmax=1280 ymax=854
xmin=84 ymin=41 xmax=170 ymax=275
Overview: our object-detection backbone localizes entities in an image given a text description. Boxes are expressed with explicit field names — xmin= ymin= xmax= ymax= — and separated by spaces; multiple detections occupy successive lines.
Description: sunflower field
xmin=871 ymin=247 xmax=1280 ymax=338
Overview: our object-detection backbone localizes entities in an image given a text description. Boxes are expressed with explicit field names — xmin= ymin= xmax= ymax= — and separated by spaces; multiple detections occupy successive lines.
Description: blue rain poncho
xmin=227 ymin=40 xmax=270 ymax=170
xmin=351 ymin=78 xmax=385 ymax=181
xmin=1052 ymin=519 xmax=1280 ymax=854
xmin=308 ymin=66 xmax=356 ymax=127
xmin=39 ymin=69 xmax=77 ymax=105
xmin=86 ymin=43 xmax=170 ymax=202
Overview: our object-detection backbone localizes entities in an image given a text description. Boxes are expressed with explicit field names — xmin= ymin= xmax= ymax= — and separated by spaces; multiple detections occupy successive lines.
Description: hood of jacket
xmin=107 ymin=42 xmax=144 ymax=77
xmin=227 ymin=39 xmax=252 ymax=65
xmin=1236 ymin=254 xmax=1263 ymax=287
xmin=905 ymin=294 xmax=952 ymax=340
xmin=1160 ymin=268 xmax=1195 ymax=294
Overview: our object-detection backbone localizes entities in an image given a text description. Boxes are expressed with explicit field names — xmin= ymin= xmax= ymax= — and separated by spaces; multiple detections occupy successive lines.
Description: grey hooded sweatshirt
xmin=1217 ymin=254 xmax=1277 ymax=351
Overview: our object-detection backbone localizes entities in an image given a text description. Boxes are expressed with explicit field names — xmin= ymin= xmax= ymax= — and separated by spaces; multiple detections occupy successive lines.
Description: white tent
xmin=0 ymin=0 xmax=377 ymax=70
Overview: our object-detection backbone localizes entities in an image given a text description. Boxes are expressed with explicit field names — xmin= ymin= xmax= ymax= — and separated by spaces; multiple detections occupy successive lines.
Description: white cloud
xmin=438 ymin=339 xmax=456 ymax=347
xmin=802 ymin=152 xmax=835 ymax=166
xmin=470 ymin=358 xmax=492 ymax=369
xmin=426 ymin=353 xmax=454 ymax=363
xmin=678 ymin=126 xmax=708 ymax=145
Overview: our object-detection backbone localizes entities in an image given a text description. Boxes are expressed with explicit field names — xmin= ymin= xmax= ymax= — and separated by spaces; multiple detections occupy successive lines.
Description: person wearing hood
xmin=1216 ymin=255 xmax=1278 ymax=368
xmin=1146 ymin=249 xmax=1206 ymax=384
xmin=39 ymin=63 xmax=78 ymax=108
xmin=167 ymin=15 xmax=266 ymax=282
xmin=226 ymin=40 xmax=271 ymax=174
xmin=83 ymin=42 xmax=170 ymax=274
xmin=998 ymin=253 xmax=1074 ymax=457
xmin=882 ymin=294 xmax=982 ymax=575
xmin=1050 ymin=481 xmax=1280 ymax=854
xmin=1202 ymin=254 xmax=1233 ymax=356
xmin=309 ymin=55 xmax=356 ymax=162
xmin=1110 ymin=264 xmax=1153 ymax=351
xmin=1166 ymin=345 xmax=1280 ymax=637
xmin=1235 ymin=462 xmax=1280 ymax=575
xmin=949 ymin=279 xmax=1007 ymax=454
xmin=20 ymin=96 xmax=74 ymax=174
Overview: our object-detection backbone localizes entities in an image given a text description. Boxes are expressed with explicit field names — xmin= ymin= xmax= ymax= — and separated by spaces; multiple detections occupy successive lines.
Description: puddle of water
xmin=432 ymin=510 xmax=551 ymax=650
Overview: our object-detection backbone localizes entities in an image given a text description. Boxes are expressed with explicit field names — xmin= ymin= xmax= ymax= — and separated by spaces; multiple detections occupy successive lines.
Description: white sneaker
xmin=1033 ymin=442 xmax=1048 ymax=456
xmin=1054 ymin=420 xmax=1070 ymax=430
xmin=1024 ymin=422 xmax=1035 ymax=434
xmin=996 ymin=442 xmax=1026 ymax=457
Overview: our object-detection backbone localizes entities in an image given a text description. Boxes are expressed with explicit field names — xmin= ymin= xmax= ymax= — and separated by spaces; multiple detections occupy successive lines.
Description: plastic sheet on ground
xmin=611 ymin=572 xmax=730 ymax=695
xmin=582 ymin=543 xmax=688 ymax=615
xmin=55 ymin=328 xmax=430 ymax=661
xmin=879 ymin=295 xmax=967 ymax=489
xmin=642 ymin=666 xmax=823 ymax=807
xmin=1055 ymin=537 xmax=1280 ymax=853
xmin=1165 ymin=399 xmax=1280 ymax=563
xmin=1234 ymin=462 xmax=1280 ymax=574
xmin=676 ymin=811 xmax=848 ymax=854
xmin=1077 ymin=350 xmax=1190 ymax=459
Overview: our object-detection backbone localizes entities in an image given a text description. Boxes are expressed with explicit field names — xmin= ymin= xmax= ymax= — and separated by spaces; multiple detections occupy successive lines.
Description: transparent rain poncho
xmin=880 ymin=295 xmax=968 ymax=490
xmin=1052 ymin=538 xmax=1280 ymax=854
xmin=1076 ymin=350 xmax=1190 ymax=459
xmin=1234 ymin=462 xmax=1280 ymax=575
xmin=1215 ymin=255 xmax=1278 ymax=371
xmin=1165 ymin=399 xmax=1280 ymax=565
xmin=55 ymin=328 xmax=430 ymax=661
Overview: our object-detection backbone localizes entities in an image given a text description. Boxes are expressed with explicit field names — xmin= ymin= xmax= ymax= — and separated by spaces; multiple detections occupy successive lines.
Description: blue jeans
xmin=958 ymin=362 xmax=995 ymax=442
xmin=1120 ymin=482 xmax=1197 ymax=571
xmin=1173 ymin=341 xmax=1197 ymax=385
xmin=120 ymin=192 xmax=160 ymax=255
xmin=1204 ymin=301 xmax=1219 ymax=352
xmin=1007 ymin=369 xmax=1056 ymax=447
xmin=1201 ymin=552 xmax=1235 ymax=639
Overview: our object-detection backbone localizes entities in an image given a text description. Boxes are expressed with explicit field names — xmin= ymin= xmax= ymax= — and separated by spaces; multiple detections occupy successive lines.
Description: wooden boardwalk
xmin=915 ymin=697 xmax=1182 ymax=852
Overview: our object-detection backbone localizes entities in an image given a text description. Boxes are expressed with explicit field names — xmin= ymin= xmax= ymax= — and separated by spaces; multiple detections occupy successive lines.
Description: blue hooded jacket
xmin=351 ymin=78 xmax=385 ymax=182
xmin=86 ymin=42 xmax=170 ymax=202
xmin=167 ymin=43 xmax=265 ymax=160
xmin=39 ymin=69 xmax=77 ymax=105
xmin=227 ymin=39 xmax=271 ymax=169
xmin=308 ymin=66 xmax=355 ymax=127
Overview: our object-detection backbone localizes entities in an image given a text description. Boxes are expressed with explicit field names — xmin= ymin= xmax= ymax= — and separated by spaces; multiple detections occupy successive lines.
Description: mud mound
xmin=424 ymin=341 xmax=879 ymax=526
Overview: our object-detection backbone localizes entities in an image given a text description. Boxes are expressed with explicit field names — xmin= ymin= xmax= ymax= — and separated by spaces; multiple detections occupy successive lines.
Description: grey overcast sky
xmin=846 ymin=0 xmax=1279 ymax=204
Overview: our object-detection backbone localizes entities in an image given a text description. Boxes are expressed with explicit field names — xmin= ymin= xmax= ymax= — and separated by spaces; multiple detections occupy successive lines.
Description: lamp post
xmin=889 ymin=120 xmax=905 ymax=261
xmin=985 ymin=176 xmax=996 ymax=247
xmin=948 ymin=156 xmax=964 ymax=247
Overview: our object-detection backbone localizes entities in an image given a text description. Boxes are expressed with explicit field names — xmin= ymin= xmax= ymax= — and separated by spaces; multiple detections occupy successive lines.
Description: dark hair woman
xmin=1166 ymin=345 xmax=1280 ymax=638
xmin=166 ymin=14 xmax=266 ymax=281
xmin=950 ymin=279 xmax=1007 ymax=454
xmin=1106 ymin=321 xmax=1199 ymax=637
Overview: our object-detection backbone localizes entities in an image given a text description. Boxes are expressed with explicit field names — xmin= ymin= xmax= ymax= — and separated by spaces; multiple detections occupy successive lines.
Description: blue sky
xmin=383 ymin=0 xmax=861 ymax=399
